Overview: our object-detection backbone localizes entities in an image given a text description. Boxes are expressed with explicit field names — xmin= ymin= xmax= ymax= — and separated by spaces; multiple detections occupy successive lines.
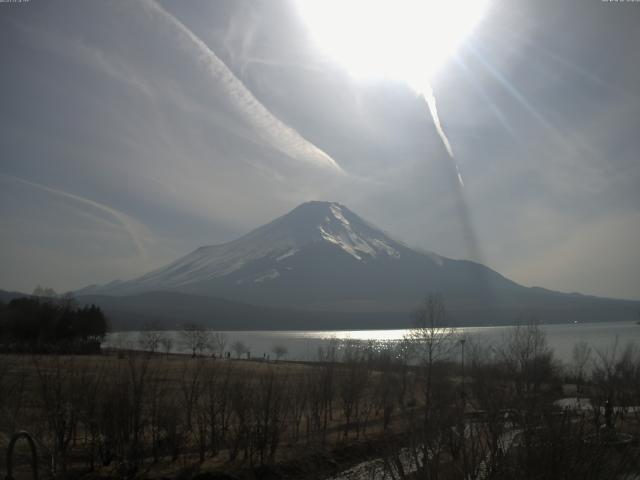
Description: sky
xmin=1 ymin=0 xmax=639 ymax=300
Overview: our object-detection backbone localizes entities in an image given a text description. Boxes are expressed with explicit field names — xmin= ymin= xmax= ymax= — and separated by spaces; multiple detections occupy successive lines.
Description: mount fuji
xmin=77 ymin=201 xmax=639 ymax=327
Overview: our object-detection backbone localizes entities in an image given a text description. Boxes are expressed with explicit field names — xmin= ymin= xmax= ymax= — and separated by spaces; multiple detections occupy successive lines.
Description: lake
xmin=103 ymin=320 xmax=640 ymax=364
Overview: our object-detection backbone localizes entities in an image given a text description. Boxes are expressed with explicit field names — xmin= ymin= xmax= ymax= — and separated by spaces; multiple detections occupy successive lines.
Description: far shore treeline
xmin=0 ymin=287 xmax=108 ymax=354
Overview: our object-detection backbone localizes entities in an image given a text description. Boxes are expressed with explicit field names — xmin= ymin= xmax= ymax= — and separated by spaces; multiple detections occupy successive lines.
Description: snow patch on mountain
xmin=318 ymin=225 xmax=363 ymax=260
xmin=318 ymin=203 xmax=401 ymax=260
xmin=254 ymin=269 xmax=280 ymax=282
xmin=330 ymin=204 xmax=349 ymax=226
xmin=276 ymin=249 xmax=299 ymax=261
xmin=370 ymin=239 xmax=401 ymax=258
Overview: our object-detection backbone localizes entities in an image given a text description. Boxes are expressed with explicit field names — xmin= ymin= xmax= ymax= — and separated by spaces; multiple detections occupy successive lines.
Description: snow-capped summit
xmin=252 ymin=201 xmax=405 ymax=261
xmin=83 ymin=201 xmax=521 ymax=311
xmin=101 ymin=201 xmax=422 ymax=293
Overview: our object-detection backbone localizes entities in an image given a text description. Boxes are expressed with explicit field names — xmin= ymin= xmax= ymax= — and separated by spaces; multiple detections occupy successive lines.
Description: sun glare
xmin=297 ymin=0 xmax=489 ymax=92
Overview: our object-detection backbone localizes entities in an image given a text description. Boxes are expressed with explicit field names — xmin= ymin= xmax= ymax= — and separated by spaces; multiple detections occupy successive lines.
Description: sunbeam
xmin=296 ymin=0 xmax=490 ymax=187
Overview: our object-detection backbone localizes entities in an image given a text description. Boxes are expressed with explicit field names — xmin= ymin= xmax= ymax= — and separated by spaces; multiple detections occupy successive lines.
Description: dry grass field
xmin=4 ymin=323 xmax=640 ymax=479
xmin=0 ymin=351 xmax=421 ymax=480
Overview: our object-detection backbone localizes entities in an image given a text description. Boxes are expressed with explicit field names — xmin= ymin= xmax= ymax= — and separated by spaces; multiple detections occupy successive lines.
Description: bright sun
xmin=296 ymin=0 xmax=489 ymax=92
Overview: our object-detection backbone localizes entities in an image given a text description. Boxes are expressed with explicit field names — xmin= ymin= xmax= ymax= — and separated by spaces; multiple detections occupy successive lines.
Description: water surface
xmin=103 ymin=320 xmax=640 ymax=364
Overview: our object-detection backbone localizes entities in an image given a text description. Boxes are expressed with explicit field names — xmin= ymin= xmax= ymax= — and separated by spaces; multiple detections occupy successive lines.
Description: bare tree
xmin=160 ymin=335 xmax=173 ymax=356
xmin=571 ymin=340 xmax=592 ymax=393
xmin=145 ymin=363 xmax=172 ymax=463
xmin=231 ymin=340 xmax=248 ymax=359
xmin=138 ymin=321 xmax=163 ymax=354
xmin=406 ymin=294 xmax=454 ymax=361
xmin=179 ymin=323 xmax=210 ymax=357
xmin=0 ymin=357 xmax=26 ymax=439
xmin=178 ymin=359 xmax=208 ymax=462
xmin=338 ymin=355 xmax=369 ymax=438
xmin=32 ymin=356 xmax=92 ymax=473
xmin=374 ymin=350 xmax=399 ymax=432
xmin=202 ymin=361 xmax=232 ymax=457
xmin=212 ymin=332 xmax=228 ymax=358
xmin=251 ymin=368 xmax=290 ymax=464
xmin=405 ymin=294 xmax=454 ymax=416
xmin=590 ymin=339 xmax=640 ymax=426
xmin=271 ymin=345 xmax=288 ymax=362
xmin=499 ymin=320 xmax=554 ymax=397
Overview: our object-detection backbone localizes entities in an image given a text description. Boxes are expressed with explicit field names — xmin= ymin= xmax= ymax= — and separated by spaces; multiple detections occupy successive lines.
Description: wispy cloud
xmin=0 ymin=175 xmax=150 ymax=258
xmin=142 ymin=0 xmax=343 ymax=173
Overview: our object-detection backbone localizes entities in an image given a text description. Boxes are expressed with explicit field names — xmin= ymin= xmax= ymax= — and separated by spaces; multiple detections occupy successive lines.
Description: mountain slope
xmin=104 ymin=201 xmax=418 ymax=291
xmin=75 ymin=291 xmax=411 ymax=331
xmin=84 ymin=202 xmax=519 ymax=306
xmin=79 ymin=201 xmax=640 ymax=324
xmin=0 ymin=288 xmax=409 ymax=331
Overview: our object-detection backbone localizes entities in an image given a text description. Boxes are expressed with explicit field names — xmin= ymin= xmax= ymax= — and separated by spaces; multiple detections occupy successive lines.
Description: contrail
xmin=142 ymin=0 xmax=344 ymax=174
xmin=421 ymin=83 xmax=464 ymax=187
xmin=408 ymin=80 xmax=486 ymax=272
xmin=0 ymin=174 xmax=149 ymax=258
